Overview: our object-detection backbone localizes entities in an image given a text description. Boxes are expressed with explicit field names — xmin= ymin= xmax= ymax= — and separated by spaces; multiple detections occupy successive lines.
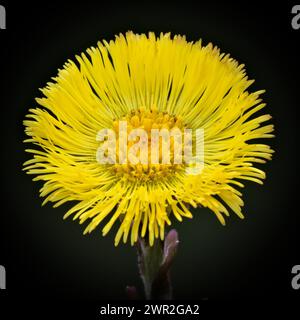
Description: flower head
xmin=23 ymin=32 xmax=274 ymax=246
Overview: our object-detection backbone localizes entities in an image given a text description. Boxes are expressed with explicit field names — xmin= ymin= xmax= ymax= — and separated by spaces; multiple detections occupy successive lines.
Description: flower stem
xmin=137 ymin=229 xmax=179 ymax=300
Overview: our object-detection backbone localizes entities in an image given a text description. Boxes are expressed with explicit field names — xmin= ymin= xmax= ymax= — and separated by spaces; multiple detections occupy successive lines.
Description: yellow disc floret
xmin=112 ymin=106 xmax=185 ymax=182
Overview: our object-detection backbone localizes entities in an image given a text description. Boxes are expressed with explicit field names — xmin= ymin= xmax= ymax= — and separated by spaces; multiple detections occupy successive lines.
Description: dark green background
xmin=0 ymin=0 xmax=299 ymax=305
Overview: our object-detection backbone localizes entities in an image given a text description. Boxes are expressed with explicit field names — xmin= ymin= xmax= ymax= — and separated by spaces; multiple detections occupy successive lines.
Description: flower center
xmin=112 ymin=107 xmax=185 ymax=181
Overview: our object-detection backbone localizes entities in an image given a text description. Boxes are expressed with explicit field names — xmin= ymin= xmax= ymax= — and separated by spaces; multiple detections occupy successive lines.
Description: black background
xmin=0 ymin=0 xmax=299 ymax=316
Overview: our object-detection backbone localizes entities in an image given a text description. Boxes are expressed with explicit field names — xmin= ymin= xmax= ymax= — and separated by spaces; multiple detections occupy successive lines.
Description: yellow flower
xmin=23 ymin=32 xmax=274 ymax=246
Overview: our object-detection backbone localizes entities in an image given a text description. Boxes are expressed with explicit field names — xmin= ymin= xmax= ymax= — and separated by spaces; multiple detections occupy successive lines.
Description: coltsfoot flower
xmin=23 ymin=32 xmax=274 ymax=246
